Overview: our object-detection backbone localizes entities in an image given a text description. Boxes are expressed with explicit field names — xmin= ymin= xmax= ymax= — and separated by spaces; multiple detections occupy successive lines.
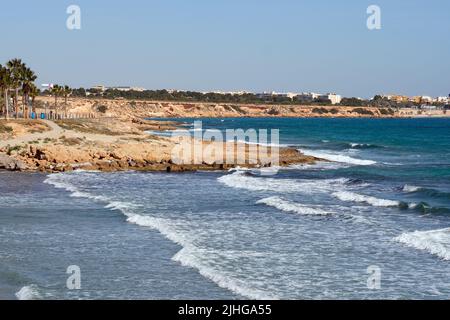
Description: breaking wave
xmin=257 ymin=197 xmax=331 ymax=216
xmin=44 ymin=173 xmax=276 ymax=300
xmin=408 ymin=202 xmax=450 ymax=215
xmin=15 ymin=285 xmax=42 ymax=300
xmin=349 ymin=143 xmax=382 ymax=149
xmin=402 ymin=185 xmax=422 ymax=193
xmin=298 ymin=149 xmax=377 ymax=166
xmin=218 ymin=171 xmax=348 ymax=194
xmin=394 ymin=228 xmax=450 ymax=261
xmin=402 ymin=185 xmax=450 ymax=201
xmin=332 ymin=191 xmax=401 ymax=208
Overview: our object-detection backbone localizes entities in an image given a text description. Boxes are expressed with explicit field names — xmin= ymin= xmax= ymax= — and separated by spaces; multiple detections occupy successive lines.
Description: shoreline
xmin=0 ymin=118 xmax=319 ymax=173
xmin=1 ymin=115 xmax=447 ymax=174
xmin=33 ymin=96 xmax=450 ymax=119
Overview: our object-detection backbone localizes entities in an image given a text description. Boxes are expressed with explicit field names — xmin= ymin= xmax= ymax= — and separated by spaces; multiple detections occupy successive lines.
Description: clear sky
xmin=1 ymin=0 xmax=449 ymax=98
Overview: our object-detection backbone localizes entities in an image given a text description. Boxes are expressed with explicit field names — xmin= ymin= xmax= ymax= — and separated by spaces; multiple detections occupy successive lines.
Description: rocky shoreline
xmin=0 ymin=118 xmax=319 ymax=173
xmin=0 ymin=153 xmax=28 ymax=171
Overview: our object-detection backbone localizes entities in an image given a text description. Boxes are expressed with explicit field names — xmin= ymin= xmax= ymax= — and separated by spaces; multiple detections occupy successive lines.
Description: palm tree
xmin=0 ymin=64 xmax=12 ymax=120
xmin=29 ymin=83 xmax=39 ymax=116
xmin=63 ymin=85 xmax=72 ymax=118
xmin=50 ymin=84 xmax=63 ymax=117
xmin=6 ymin=59 xmax=26 ymax=119
xmin=21 ymin=67 xmax=37 ymax=118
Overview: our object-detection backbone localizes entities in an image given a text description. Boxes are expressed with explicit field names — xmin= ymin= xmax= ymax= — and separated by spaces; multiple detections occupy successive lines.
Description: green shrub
xmin=96 ymin=105 xmax=108 ymax=113
xmin=351 ymin=108 xmax=374 ymax=115
xmin=312 ymin=107 xmax=329 ymax=114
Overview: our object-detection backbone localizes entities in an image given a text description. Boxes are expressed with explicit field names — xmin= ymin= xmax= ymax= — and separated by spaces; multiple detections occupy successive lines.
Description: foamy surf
xmin=349 ymin=143 xmax=380 ymax=149
xmin=15 ymin=285 xmax=42 ymax=300
xmin=332 ymin=191 xmax=400 ymax=207
xmin=44 ymin=172 xmax=276 ymax=300
xmin=287 ymin=161 xmax=350 ymax=171
xmin=172 ymin=248 xmax=278 ymax=300
xmin=126 ymin=214 xmax=277 ymax=299
xmin=257 ymin=197 xmax=330 ymax=216
xmin=299 ymin=149 xmax=377 ymax=166
xmin=394 ymin=228 xmax=450 ymax=261
xmin=218 ymin=171 xmax=348 ymax=194
xmin=258 ymin=197 xmax=374 ymax=225
xmin=402 ymin=185 xmax=422 ymax=193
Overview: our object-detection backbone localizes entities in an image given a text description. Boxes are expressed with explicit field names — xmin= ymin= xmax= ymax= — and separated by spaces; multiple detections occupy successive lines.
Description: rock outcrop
xmin=0 ymin=153 xmax=28 ymax=171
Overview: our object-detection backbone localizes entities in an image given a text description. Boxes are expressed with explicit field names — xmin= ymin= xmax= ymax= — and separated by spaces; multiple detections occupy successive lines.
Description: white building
xmin=90 ymin=85 xmax=146 ymax=92
xmin=420 ymin=96 xmax=433 ymax=103
xmin=256 ymin=91 xmax=297 ymax=100
xmin=207 ymin=90 xmax=252 ymax=96
xmin=319 ymin=93 xmax=342 ymax=105
xmin=295 ymin=92 xmax=321 ymax=102
xmin=111 ymin=86 xmax=146 ymax=92
xmin=436 ymin=96 xmax=449 ymax=104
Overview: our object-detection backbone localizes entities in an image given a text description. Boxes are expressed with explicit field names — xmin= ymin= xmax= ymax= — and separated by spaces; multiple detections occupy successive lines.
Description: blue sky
xmin=1 ymin=0 xmax=449 ymax=98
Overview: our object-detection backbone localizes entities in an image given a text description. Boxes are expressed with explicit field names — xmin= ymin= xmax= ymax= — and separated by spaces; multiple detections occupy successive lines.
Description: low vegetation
xmin=350 ymin=108 xmax=375 ymax=116
xmin=56 ymin=119 xmax=139 ymax=136
xmin=0 ymin=122 xmax=13 ymax=133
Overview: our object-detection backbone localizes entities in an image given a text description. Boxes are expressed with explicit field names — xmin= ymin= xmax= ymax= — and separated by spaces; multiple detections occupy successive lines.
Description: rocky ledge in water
xmin=0 ymin=118 xmax=320 ymax=173
xmin=2 ymin=144 xmax=317 ymax=173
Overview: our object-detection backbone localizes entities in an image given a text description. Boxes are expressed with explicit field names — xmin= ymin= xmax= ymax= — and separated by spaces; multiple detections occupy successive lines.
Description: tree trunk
xmin=14 ymin=88 xmax=19 ymax=119
xmin=31 ymin=96 xmax=36 ymax=116
xmin=4 ymin=89 xmax=9 ymax=120
xmin=22 ymin=94 xmax=26 ymax=119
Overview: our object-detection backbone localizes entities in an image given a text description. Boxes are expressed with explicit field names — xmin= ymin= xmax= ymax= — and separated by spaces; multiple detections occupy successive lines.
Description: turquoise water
xmin=1 ymin=118 xmax=450 ymax=299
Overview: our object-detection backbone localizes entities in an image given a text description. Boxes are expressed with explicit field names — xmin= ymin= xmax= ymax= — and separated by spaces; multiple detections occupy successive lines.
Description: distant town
xmin=40 ymin=84 xmax=450 ymax=110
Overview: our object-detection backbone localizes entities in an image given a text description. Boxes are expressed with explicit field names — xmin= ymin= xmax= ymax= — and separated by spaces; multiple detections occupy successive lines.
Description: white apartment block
xmin=321 ymin=93 xmax=342 ymax=105
xmin=436 ymin=96 xmax=450 ymax=104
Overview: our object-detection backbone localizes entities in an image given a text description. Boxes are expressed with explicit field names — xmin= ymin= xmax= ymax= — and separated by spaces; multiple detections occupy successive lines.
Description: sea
xmin=1 ymin=118 xmax=450 ymax=300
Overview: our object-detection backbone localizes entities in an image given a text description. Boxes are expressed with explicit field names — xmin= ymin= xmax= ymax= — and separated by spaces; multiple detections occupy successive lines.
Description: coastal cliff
xmin=35 ymin=96 xmax=449 ymax=119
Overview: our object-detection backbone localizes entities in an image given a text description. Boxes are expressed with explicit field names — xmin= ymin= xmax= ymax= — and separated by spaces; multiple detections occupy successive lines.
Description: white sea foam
xmin=349 ymin=143 xmax=376 ymax=149
xmin=402 ymin=185 xmax=422 ymax=193
xmin=105 ymin=201 xmax=142 ymax=214
xmin=15 ymin=285 xmax=42 ymax=300
xmin=257 ymin=197 xmax=330 ymax=216
xmin=228 ymin=140 xmax=288 ymax=148
xmin=394 ymin=228 xmax=450 ymax=261
xmin=172 ymin=247 xmax=278 ymax=300
xmin=287 ymin=161 xmax=349 ymax=171
xmin=45 ymin=173 xmax=274 ymax=300
xmin=218 ymin=171 xmax=348 ymax=194
xmin=258 ymin=197 xmax=374 ymax=225
xmin=45 ymin=174 xmax=110 ymax=202
xmin=299 ymin=149 xmax=377 ymax=166
xmin=126 ymin=214 xmax=277 ymax=299
xmin=332 ymin=191 xmax=400 ymax=207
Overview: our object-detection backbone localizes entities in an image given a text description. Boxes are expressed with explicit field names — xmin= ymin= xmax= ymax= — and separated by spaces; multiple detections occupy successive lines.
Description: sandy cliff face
xmin=35 ymin=96 xmax=449 ymax=119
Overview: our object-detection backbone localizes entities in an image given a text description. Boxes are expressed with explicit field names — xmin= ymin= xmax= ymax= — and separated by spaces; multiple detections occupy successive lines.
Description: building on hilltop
xmin=89 ymin=85 xmax=146 ymax=92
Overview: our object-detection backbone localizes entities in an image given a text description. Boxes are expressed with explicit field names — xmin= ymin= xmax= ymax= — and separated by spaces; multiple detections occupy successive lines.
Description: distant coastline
xmin=1 ymin=96 xmax=449 ymax=174
xmin=33 ymin=96 xmax=450 ymax=119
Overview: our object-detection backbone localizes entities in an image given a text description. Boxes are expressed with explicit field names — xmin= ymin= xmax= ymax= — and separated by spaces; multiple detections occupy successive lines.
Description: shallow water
xmin=1 ymin=118 xmax=450 ymax=299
